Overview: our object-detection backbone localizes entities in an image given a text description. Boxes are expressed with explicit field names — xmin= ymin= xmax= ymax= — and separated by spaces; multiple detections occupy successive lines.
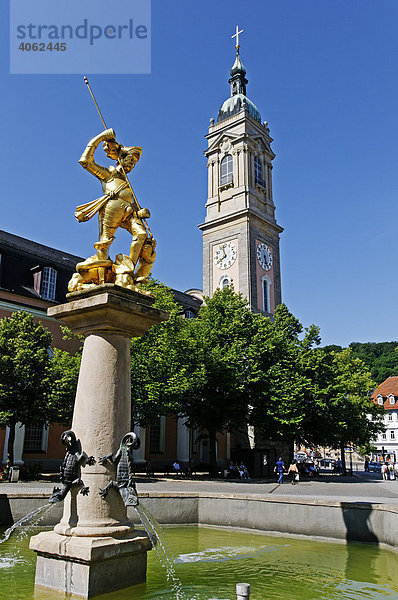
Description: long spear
xmin=83 ymin=76 xmax=153 ymax=239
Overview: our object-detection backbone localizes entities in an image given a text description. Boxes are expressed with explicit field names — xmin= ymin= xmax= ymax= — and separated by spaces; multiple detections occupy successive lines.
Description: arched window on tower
xmin=254 ymin=156 xmax=264 ymax=187
xmin=262 ymin=274 xmax=271 ymax=313
xmin=220 ymin=154 xmax=233 ymax=186
xmin=219 ymin=274 xmax=232 ymax=289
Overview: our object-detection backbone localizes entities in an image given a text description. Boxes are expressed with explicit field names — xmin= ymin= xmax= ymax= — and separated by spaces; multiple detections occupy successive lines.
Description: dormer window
xmin=220 ymin=154 xmax=233 ymax=186
xmin=389 ymin=395 xmax=395 ymax=405
xmin=377 ymin=396 xmax=384 ymax=405
xmin=41 ymin=266 xmax=57 ymax=300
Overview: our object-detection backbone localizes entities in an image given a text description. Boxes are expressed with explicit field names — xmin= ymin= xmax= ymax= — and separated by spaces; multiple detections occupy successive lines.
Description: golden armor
xmin=69 ymin=128 xmax=156 ymax=294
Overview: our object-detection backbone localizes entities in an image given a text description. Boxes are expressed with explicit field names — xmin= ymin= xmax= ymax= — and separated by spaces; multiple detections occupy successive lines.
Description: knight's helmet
xmin=121 ymin=432 xmax=140 ymax=451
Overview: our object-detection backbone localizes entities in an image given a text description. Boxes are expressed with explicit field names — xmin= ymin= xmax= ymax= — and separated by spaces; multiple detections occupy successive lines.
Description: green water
xmin=1 ymin=525 xmax=398 ymax=600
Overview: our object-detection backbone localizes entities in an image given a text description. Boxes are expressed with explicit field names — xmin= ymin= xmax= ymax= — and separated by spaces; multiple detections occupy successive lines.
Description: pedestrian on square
xmin=381 ymin=463 xmax=388 ymax=480
xmin=288 ymin=460 xmax=299 ymax=485
xmin=274 ymin=457 xmax=286 ymax=484
xmin=364 ymin=458 xmax=369 ymax=472
xmin=394 ymin=461 xmax=398 ymax=481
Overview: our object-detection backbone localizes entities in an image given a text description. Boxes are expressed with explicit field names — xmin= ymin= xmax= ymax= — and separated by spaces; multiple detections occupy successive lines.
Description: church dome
xmin=217 ymin=93 xmax=261 ymax=123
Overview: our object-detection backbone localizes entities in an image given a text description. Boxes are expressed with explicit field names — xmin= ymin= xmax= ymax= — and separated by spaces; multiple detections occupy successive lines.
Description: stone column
xmin=11 ymin=423 xmax=25 ymax=465
xmin=232 ymin=150 xmax=239 ymax=188
xmin=267 ymin=164 xmax=273 ymax=201
xmin=207 ymin=160 xmax=213 ymax=199
xmin=176 ymin=418 xmax=190 ymax=464
xmin=214 ymin=157 xmax=220 ymax=191
xmin=30 ymin=285 xmax=168 ymax=598
xmin=242 ymin=146 xmax=249 ymax=188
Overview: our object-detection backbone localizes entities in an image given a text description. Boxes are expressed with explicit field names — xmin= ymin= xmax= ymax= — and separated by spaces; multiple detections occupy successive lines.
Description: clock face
xmin=214 ymin=241 xmax=237 ymax=270
xmin=257 ymin=243 xmax=273 ymax=271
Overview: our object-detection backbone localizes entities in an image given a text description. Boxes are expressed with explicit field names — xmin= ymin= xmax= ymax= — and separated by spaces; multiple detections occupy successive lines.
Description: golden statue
xmin=68 ymin=128 xmax=156 ymax=293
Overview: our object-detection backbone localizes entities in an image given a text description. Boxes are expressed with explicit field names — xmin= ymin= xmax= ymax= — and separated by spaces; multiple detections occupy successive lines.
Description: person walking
xmin=288 ymin=460 xmax=299 ymax=485
xmin=274 ymin=457 xmax=286 ymax=484
xmin=364 ymin=458 xmax=369 ymax=472
xmin=381 ymin=463 xmax=388 ymax=480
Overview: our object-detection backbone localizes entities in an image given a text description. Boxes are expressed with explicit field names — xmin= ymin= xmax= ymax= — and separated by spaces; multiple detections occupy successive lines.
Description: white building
xmin=371 ymin=376 xmax=398 ymax=461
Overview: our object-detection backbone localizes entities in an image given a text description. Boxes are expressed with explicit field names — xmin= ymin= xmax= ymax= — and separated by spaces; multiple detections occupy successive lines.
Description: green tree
xmin=0 ymin=312 xmax=53 ymax=464
xmin=309 ymin=349 xmax=384 ymax=472
xmin=349 ymin=342 xmax=398 ymax=385
xmin=130 ymin=284 xmax=264 ymax=473
xmin=248 ymin=305 xmax=333 ymax=459
xmin=130 ymin=283 xmax=385 ymax=475
xmin=130 ymin=280 xmax=187 ymax=426
xmin=174 ymin=287 xmax=262 ymax=472
xmin=49 ymin=347 xmax=81 ymax=425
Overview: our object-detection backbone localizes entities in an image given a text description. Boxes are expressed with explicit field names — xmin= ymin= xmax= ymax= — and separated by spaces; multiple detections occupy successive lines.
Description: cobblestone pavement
xmin=2 ymin=471 xmax=398 ymax=503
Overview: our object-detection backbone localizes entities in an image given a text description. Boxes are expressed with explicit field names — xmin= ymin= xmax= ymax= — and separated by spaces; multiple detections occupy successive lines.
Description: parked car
xmin=368 ymin=461 xmax=382 ymax=473
xmin=318 ymin=458 xmax=336 ymax=471
xmin=294 ymin=452 xmax=308 ymax=462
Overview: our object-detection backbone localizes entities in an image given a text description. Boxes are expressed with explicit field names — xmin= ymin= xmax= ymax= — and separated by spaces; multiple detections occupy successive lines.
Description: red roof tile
xmin=371 ymin=377 xmax=398 ymax=409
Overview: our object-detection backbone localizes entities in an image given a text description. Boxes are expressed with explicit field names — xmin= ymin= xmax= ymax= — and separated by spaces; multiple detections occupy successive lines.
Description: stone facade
xmin=371 ymin=377 xmax=398 ymax=461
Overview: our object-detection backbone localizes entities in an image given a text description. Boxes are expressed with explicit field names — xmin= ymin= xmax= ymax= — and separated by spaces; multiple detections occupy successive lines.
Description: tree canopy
xmin=323 ymin=341 xmax=398 ymax=385
xmin=129 ymin=283 xmax=384 ymax=472
xmin=1 ymin=287 xmax=383 ymax=472
xmin=0 ymin=312 xmax=81 ymax=463
xmin=0 ymin=312 xmax=53 ymax=463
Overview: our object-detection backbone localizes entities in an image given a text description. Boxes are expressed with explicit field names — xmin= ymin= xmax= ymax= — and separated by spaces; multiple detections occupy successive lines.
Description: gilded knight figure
xmin=68 ymin=128 xmax=156 ymax=293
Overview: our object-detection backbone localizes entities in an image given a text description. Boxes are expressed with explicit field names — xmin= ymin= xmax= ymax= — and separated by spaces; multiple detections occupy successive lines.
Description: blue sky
xmin=2 ymin=1 xmax=398 ymax=347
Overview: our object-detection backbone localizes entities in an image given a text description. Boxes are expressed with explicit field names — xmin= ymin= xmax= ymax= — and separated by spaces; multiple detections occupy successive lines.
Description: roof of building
xmin=371 ymin=377 xmax=398 ymax=399
xmin=0 ymin=229 xmax=202 ymax=314
xmin=0 ymin=229 xmax=83 ymax=270
xmin=218 ymin=93 xmax=261 ymax=123
xmin=171 ymin=288 xmax=202 ymax=314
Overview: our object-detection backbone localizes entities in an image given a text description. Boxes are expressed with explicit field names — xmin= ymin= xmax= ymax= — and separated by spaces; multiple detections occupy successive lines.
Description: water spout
xmin=0 ymin=504 xmax=53 ymax=544
xmin=135 ymin=503 xmax=193 ymax=600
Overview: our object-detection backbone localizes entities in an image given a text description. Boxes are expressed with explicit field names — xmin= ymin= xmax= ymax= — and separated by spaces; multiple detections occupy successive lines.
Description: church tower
xmin=199 ymin=29 xmax=283 ymax=314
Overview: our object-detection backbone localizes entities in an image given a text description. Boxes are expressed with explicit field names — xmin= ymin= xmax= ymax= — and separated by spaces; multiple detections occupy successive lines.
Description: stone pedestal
xmin=30 ymin=285 xmax=168 ymax=598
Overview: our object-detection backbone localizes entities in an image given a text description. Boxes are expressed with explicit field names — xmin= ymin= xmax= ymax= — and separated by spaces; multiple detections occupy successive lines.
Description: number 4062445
xmin=18 ymin=42 xmax=66 ymax=51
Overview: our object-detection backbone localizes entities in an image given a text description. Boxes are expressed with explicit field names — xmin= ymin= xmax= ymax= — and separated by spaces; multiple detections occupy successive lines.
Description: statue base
xmin=30 ymin=530 xmax=151 ymax=598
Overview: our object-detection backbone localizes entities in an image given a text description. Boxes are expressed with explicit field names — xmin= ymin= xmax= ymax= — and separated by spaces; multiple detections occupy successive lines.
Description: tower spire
xmin=229 ymin=25 xmax=247 ymax=97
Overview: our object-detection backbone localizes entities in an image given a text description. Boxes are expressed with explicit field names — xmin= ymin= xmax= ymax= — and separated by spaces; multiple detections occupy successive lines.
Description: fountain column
xmin=30 ymin=285 xmax=168 ymax=598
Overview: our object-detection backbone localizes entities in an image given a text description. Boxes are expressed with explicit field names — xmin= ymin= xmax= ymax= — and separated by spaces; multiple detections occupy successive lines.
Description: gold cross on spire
xmin=232 ymin=25 xmax=244 ymax=51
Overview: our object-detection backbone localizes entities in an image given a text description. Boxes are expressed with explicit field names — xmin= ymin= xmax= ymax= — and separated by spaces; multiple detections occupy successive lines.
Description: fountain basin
xmin=2 ymin=491 xmax=397 ymax=551
xmin=2 ymin=524 xmax=398 ymax=599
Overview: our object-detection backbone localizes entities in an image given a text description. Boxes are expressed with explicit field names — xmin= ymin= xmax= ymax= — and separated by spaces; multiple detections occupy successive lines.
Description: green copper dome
xmin=218 ymin=93 xmax=261 ymax=123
